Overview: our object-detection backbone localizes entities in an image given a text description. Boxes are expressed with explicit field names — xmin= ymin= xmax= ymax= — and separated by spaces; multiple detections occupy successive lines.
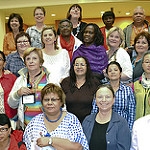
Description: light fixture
xmin=126 ymin=12 xmax=130 ymax=15
xmin=51 ymin=14 xmax=56 ymax=17
xmin=5 ymin=16 xmax=9 ymax=20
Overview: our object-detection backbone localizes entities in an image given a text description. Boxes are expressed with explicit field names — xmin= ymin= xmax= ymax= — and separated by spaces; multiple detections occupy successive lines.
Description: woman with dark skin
xmin=72 ymin=23 xmax=108 ymax=79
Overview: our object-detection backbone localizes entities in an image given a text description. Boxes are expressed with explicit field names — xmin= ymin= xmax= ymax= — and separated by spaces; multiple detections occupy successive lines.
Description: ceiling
xmin=0 ymin=0 xmax=150 ymax=26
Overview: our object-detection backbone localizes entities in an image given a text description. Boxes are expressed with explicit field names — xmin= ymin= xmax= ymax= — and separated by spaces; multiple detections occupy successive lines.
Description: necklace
xmin=44 ymin=108 xmax=63 ymax=123
xmin=28 ymin=71 xmax=42 ymax=89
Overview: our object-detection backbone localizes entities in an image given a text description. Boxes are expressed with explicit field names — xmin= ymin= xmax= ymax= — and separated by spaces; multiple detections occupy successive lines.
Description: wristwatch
xmin=48 ymin=137 xmax=52 ymax=145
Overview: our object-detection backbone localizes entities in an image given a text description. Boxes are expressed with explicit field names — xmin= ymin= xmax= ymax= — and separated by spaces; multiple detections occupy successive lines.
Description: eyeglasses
xmin=74 ymin=63 xmax=87 ymax=67
xmin=43 ymin=98 xmax=60 ymax=103
xmin=0 ymin=58 xmax=4 ymax=61
xmin=0 ymin=128 xmax=9 ymax=132
xmin=17 ymin=40 xmax=29 ymax=44
xmin=59 ymin=25 xmax=71 ymax=29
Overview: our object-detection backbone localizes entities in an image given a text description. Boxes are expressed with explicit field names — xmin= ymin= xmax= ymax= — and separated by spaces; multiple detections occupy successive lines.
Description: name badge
xmin=22 ymin=93 xmax=35 ymax=104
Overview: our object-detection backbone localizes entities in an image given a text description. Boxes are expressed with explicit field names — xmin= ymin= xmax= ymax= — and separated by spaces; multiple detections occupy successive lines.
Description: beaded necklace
xmin=44 ymin=108 xmax=63 ymax=123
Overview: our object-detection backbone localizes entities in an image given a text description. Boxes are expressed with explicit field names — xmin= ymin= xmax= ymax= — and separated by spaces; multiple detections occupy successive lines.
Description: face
xmin=10 ymin=17 xmax=20 ymax=31
xmin=108 ymin=31 xmax=121 ymax=49
xmin=34 ymin=9 xmax=45 ymax=23
xmin=142 ymin=54 xmax=150 ymax=74
xmin=42 ymin=29 xmax=56 ymax=45
xmin=83 ymin=25 xmax=95 ymax=46
xmin=135 ymin=36 xmax=149 ymax=54
xmin=133 ymin=8 xmax=145 ymax=24
xmin=74 ymin=58 xmax=87 ymax=77
xmin=59 ymin=21 xmax=72 ymax=37
xmin=25 ymin=51 xmax=41 ymax=72
xmin=107 ymin=64 xmax=121 ymax=81
xmin=103 ymin=16 xmax=114 ymax=27
xmin=70 ymin=6 xmax=80 ymax=19
xmin=42 ymin=92 xmax=62 ymax=115
xmin=0 ymin=125 xmax=11 ymax=143
xmin=16 ymin=36 xmax=30 ymax=53
xmin=96 ymin=87 xmax=114 ymax=112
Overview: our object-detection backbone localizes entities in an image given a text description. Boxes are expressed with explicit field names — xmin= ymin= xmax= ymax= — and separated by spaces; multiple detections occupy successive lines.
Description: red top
xmin=100 ymin=26 xmax=109 ymax=50
xmin=0 ymin=72 xmax=17 ymax=118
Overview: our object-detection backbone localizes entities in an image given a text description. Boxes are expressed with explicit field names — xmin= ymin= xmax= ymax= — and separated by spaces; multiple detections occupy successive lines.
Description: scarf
xmin=72 ymin=44 xmax=108 ymax=74
xmin=141 ymin=73 xmax=150 ymax=88
xmin=60 ymin=34 xmax=75 ymax=60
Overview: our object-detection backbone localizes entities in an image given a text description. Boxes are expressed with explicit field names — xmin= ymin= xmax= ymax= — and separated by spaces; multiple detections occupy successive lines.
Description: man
xmin=123 ymin=6 xmax=150 ymax=58
xmin=57 ymin=19 xmax=82 ymax=61
xmin=100 ymin=11 xmax=115 ymax=50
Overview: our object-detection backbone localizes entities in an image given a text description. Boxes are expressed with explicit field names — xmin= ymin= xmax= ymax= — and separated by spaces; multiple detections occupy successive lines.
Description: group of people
xmin=0 ymin=3 xmax=150 ymax=150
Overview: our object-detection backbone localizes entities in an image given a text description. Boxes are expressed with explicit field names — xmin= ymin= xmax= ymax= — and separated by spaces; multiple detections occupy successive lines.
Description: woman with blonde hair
xmin=107 ymin=26 xmax=133 ymax=84
xmin=8 ymin=47 xmax=52 ymax=129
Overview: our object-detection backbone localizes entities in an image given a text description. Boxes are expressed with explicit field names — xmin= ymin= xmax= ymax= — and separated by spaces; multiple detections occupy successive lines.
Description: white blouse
xmin=42 ymin=48 xmax=70 ymax=85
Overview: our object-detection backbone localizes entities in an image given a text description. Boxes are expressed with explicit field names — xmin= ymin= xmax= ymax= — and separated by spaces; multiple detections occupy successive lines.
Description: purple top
xmin=72 ymin=44 xmax=108 ymax=74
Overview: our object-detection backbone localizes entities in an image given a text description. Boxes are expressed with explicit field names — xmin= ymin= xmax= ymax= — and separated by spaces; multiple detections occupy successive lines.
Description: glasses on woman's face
xmin=0 ymin=58 xmax=4 ymax=62
xmin=74 ymin=63 xmax=87 ymax=67
xmin=43 ymin=98 xmax=60 ymax=103
xmin=0 ymin=127 xmax=9 ymax=133
xmin=17 ymin=40 xmax=29 ymax=45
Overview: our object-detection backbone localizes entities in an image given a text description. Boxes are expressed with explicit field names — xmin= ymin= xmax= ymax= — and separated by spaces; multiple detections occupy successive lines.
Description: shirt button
xmin=107 ymin=141 xmax=110 ymax=144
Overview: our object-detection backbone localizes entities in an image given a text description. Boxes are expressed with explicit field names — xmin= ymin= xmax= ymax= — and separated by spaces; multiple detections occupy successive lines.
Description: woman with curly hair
xmin=72 ymin=23 xmax=108 ymax=79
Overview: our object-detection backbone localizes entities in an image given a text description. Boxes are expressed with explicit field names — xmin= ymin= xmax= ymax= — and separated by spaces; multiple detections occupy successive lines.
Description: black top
xmin=72 ymin=21 xmax=87 ymax=40
xmin=60 ymin=76 xmax=101 ymax=123
xmin=90 ymin=121 xmax=109 ymax=150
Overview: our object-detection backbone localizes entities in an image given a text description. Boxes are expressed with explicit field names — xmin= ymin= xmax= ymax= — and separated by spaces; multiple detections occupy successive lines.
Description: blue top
xmin=82 ymin=112 xmax=131 ymax=150
xmin=5 ymin=51 xmax=25 ymax=77
xmin=23 ymin=112 xmax=89 ymax=150
xmin=91 ymin=82 xmax=136 ymax=131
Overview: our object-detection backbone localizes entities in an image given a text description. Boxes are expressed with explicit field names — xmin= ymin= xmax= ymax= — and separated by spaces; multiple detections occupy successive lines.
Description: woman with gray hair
xmin=107 ymin=26 xmax=133 ymax=84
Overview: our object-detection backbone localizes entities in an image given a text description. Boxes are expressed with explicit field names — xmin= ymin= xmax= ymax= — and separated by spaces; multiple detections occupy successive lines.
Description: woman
xmin=134 ymin=51 xmax=150 ymax=120
xmin=107 ymin=26 xmax=133 ymax=84
xmin=57 ymin=19 xmax=82 ymax=61
xmin=41 ymin=26 xmax=70 ymax=84
xmin=26 ymin=6 xmax=46 ymax=48
xmin=82 ymin=84 xmax=131 ymax=150
xmin=92 ymin=61 xmax=136 ymax=130
xmin=23 ymin=83 xmax=89 ymax=150
xmin=100 ymin=11 xmax=115 ymax=50
xmin=132 ymin=31 xmax=150 ymax=82
xmin=3 ymin=13 xmax=24 ymax=55
xmin=72 ymin=23 xmax=108 ymax=77
xmin=0 ymin=114 xmax=27 ymax=150
xmin=66 ymin=4 xmax=87 ymax=39
xmin=0 ymin=51 xmax=17 ymax=129
xmin=8 ymin=47 xmax=51 ymax=129
xmin=5 ymin=31 xmax=31 ymax=77
xmin=61 ymin=56 xmax=101 ymax=123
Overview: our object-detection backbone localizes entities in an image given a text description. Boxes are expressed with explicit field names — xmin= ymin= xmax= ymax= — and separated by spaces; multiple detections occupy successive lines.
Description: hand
xmin=4 ymin=70 xmax=12 ymax=75
xmin=36 ymin=132 xmax=50 ymax=147
xmin=17 ymin=87 xmax=33 ymax=96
